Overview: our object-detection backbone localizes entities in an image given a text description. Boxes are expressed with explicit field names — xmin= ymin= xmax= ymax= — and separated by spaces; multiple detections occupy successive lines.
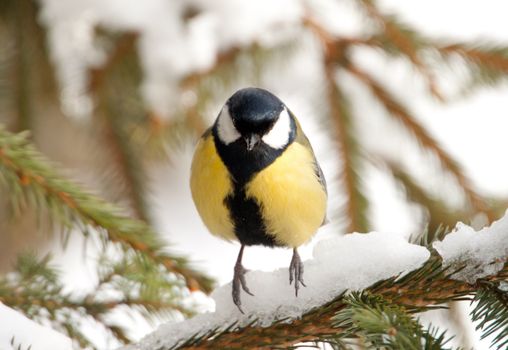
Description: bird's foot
xmin=232 ymin=262 xmax=254 ymax=313
xmin=289 ymin=248 xmax=306 ymax=297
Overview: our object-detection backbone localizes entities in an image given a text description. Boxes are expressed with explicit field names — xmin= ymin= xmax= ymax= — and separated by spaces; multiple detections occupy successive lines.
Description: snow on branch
xmin=122 ymin=233 xmax=429 ymax=349
xmin=434 ymin=212 xmax=508 ymax=283
xmin=121 ymin=211 xmax=508 ymax=350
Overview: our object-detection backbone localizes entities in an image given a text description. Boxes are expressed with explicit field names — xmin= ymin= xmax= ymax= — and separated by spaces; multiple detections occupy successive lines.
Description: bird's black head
xmin=227 ymin=88 xmax=283 ymax=136
xmin=212 ymin=87 xmax=297 ymax=185
xmin=214 ymin=87 xmax=295 ymax=151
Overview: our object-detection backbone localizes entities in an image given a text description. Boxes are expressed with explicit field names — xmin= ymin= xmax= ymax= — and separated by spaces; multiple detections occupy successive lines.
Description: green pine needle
xmin=328 ymin=77 xmax=370 ymax=233
xmin=0 ymin=125 xmax=213 ymax=293
xmin=333 ymin=292 xmax=454 ymax=350
xmin=471 ymin=281 xmax=508 ymax=349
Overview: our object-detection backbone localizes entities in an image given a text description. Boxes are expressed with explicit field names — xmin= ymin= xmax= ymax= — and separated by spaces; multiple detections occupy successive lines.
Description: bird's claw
xmin=232 ymin=262 xmax=253 ymax=313
xmin=289 ymin=249 xmax=306 ymax=297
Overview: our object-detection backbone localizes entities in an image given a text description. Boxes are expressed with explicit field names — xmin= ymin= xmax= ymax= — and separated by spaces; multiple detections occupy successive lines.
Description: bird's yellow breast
xmin=190 ymin=135 xmax=236 ymax=240
xmin=245 ymin=142 xmax=327 ymax=247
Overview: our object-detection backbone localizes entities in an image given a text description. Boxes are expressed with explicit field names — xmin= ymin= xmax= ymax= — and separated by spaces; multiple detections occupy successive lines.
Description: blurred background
xmin=1 ymin=0 xmax=508 ymax=349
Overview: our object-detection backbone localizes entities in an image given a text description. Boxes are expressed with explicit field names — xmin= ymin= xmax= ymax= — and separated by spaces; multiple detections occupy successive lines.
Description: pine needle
xmin=471 ymin=281 xmax=508 ymax=349
xmin=439 ymin=43 xmax=508 ymax=73
xmin=380 ymin=158 xmax=468 ymax=236
xmin=438 ymin=42 xmax=508 ymax=92
xmin=333 ymin=292 xmax=453 ymax=349
xmin=357 ymin=0 xmax=443 ymax=100
xmin=0 ymin=252 xmax=194 ymax=348
xmin=345 ymin=63 xmax=493 ymax=221
xmin=0 ymin=126 xmax=214 ymax=293
xmin=88 ymin=31 xmax=154 ymax=222
xmin=151 ymin=255 xmax=508 ymax=349
xmin=325 ymin=63 xmax=370 ymax=233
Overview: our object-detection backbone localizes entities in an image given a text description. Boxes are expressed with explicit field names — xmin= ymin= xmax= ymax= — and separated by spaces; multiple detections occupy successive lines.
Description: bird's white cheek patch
xmin=262 ymin=108 xmax=291 ymax=149
xmin=216 ymin=105 xmax=241 ymax=145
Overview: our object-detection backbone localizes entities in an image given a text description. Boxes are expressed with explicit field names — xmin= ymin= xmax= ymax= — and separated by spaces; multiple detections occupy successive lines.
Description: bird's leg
xmin=289 ymin=248 xmax=306 ymax=296
xmin=232 ymin=245 xmax=254 ymax=313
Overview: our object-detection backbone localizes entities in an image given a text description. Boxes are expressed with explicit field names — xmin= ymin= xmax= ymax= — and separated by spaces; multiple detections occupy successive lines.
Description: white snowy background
xmin=1 ymin=0 xmax=508 ymax=349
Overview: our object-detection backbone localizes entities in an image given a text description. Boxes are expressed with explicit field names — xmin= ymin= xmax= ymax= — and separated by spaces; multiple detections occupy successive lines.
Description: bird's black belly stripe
xmin=225 ymin=187 xmax=280 ymax=247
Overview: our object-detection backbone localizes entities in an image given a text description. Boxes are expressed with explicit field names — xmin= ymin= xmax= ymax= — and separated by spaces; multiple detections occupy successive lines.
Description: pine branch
xmin=89 ymin=32 xmax=138 ymax=92
xmin=357 ymin=0 xmax=443 ymax=99
xmin=2 ymin=0 xmax=58 ymax=132
xmin=324 ymin=69 xmax=370 ymax=233
xmin=0 ymin=126 xmax=213 ymax=293
xmin=307 ymin=9 xmax=508 ymax=97
xmin=0 ymin=28 xmax=15 ymax=124
xmin=133 ymin=254 xmax=508 ymax=350
xmin=344 ymin=63 xmax=494 ymax=221
xmin=124 ymin=210 xmax=508 ymax=350
xmin=306 ymin=16 xmax=370 ymax=233
xmin=306 ymin=8 xmax=508 ymax=98
xmin=92 ymin=31 xmax=152 ymax=222
xmin=101 ymin=110 xmax=150 ymax=221
xmin=0 ymin=252 xmax=193 ymax=348
xmin=437 ymin=42 xmax=508 ymax=91
xmin=438 ymin=43 xmax=508 ymax=73
xmin=355 ymin=2 xmax=508 ymax=95
xmin=333 ymin=292 xmax=453 ymax=349
xmin=12 ymin=0 xmax=31 ymax=132
xmin=380 ymin=159 xmax=468 ymax=234
xmin=471 ymin=281 xmax=508 ymax=349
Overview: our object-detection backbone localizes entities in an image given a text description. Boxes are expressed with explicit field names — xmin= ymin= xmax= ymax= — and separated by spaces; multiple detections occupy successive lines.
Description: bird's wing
xmin=292 ymin=117 xmax=328 ymax=194
xmin=291 ymin=114 xmax=329 ymax=226
xmin=200 ymin=126 xmax=213 ymax=139
xmin=190 ymin=127 xmax=237 ymax=241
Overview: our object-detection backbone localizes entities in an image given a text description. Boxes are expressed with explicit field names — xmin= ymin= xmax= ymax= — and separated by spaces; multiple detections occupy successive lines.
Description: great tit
xmin=190 ymin=87 xmax=327 ymax=312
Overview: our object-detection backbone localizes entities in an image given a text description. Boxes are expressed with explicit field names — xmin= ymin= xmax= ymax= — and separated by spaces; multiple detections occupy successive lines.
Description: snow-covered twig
xmin=122 ymin=211 xmax=508 ymax=350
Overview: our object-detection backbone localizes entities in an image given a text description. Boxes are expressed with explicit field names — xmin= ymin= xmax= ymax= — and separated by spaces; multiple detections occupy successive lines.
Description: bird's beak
xmin=245 ymin=134 xmax=260 ymax=151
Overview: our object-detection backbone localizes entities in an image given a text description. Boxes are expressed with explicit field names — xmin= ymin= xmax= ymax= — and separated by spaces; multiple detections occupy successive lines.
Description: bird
xmin=190 ymin=87 xmax=327 ymax=313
